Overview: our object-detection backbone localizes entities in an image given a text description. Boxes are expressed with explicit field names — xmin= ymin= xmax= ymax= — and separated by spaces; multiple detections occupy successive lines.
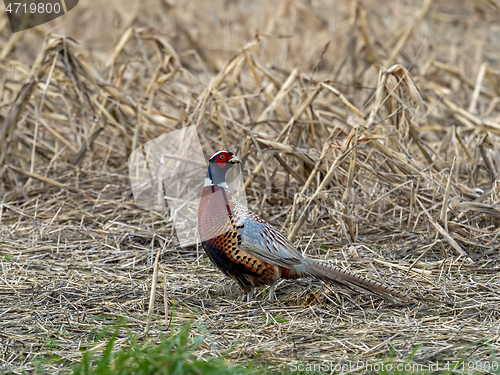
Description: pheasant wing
xmin=233 ymin=202 xmax=304 ymax=268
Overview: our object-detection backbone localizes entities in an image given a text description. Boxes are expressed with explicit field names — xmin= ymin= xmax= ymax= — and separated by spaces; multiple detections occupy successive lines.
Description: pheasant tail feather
xmin=303 ymin=260 xmax=419 ymax=303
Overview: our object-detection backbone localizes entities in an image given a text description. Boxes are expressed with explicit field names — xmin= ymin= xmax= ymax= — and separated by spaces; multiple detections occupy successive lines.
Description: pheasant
xmin=198 ymin=150 xmax=419 ymax=303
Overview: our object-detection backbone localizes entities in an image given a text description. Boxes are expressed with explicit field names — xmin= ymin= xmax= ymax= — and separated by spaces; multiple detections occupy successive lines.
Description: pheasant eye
xmin=219 ymin=155 xmax=225 ymax=159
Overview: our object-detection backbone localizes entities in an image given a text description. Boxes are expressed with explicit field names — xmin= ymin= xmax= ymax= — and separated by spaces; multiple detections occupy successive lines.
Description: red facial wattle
xmin=216 ymin=158 xmax=227 ymax=168
xmin=215 ymin=152 xmax=231 ymax=168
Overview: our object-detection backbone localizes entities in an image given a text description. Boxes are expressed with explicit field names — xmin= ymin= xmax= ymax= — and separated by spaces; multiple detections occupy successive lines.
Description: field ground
xmin=0 ymin=0 xmax=500 ymax=373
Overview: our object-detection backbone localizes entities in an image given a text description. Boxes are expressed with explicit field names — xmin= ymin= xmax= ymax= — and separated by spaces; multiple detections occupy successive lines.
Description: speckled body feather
xmin=198 ymin=183 xmax=281 ymax=293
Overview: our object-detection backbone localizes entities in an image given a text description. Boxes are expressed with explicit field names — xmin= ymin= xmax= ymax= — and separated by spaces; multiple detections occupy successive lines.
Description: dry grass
xmin=0 ymin=0 xmax=500 ymax=373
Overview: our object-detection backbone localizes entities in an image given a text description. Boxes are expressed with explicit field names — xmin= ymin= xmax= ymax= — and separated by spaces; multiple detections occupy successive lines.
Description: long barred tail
xmin=299 ymin=260 xmax=420 ymax=304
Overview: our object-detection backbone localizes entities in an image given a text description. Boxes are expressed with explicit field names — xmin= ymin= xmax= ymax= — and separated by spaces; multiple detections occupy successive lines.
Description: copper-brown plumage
xmin=198 ymin=180 xmax=280 ymax=296
xmin=198 ymin=150 xmax=420 ymax=303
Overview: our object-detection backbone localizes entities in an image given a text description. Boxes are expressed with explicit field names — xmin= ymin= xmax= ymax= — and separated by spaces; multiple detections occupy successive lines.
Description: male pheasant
xmin=198 ymin=150 xmax=418 ymax=303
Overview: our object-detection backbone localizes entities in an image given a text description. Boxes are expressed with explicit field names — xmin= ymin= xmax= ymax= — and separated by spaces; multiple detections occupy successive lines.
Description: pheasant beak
xmin=229 ymin=155 xmax=242 ymax=164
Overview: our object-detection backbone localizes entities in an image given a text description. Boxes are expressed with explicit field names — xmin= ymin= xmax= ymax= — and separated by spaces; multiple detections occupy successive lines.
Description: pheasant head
xmin=205 ymin=150 xmax=241 ymax=188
